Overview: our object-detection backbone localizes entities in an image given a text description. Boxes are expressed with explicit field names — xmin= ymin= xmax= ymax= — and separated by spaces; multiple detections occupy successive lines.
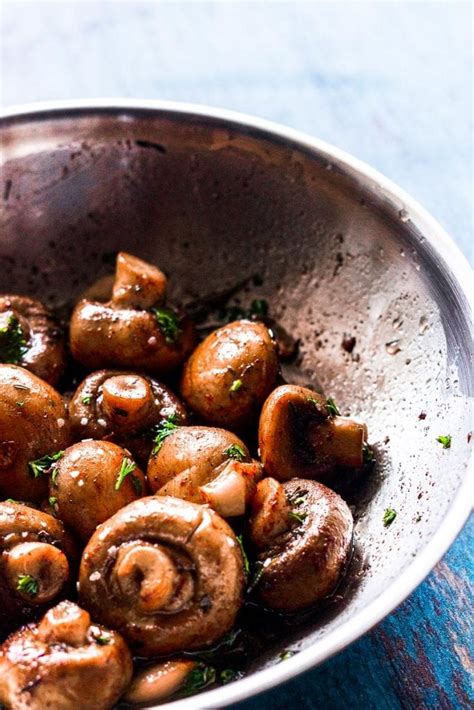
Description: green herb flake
xmin=152 ymin=413 xmax=180 ymax=455
xmin=288 ymin=510 xmax=307 ymax=525
xmin=5 ymin=498 xmax=17 ymax=504
xmin=51 ymin=468 xmax=60 ymax=487
xmin=236 ymin=534 xmax=250 ymax=575
xmin=92 ymin=632 xmax=111 ymax=646
xmin=325 ymin=397 xmax=340 ymax=417
xmin=363 ymin=442 xmax=375 ymax=465
xmin=436 ymin=435 xmax=451 ymax=449
xmin=81 ymin=395 xmax=92 ymax=405
xmin=247 ymin=559 xmax=266 ymax=594
xmin=0 ymin=315 xmax=28 ymax=364
xmin=383 ymin=508 xmax=397 ymax=527
xmin=181 ymin=663 xmax=216 ymax=696
xmin=48 ymin=496 xmax=57 ymax=507
xmin=152 ymin=306 xmax=181 ymax=344
xmin=224 ymin=444 xmax=246 ymax=462
xmin=17 ymin=574 xmax=39 ymax=597
xmin=229 ymin=378 xmax=243 ymax=394
xmin=280 ymin=650 xmax=296 ymax=661
xmin=250 ymin=299 xmax=269 ymax=318
xmin=16 ymin=401 xmax=25 ymax=408
xmin=115 ymin=457 xmax=137 ymax=491
xmin=220 ymin=669 xmax=242 ymax=685
xmin=28 ymin=451 xmax=64 ymax=480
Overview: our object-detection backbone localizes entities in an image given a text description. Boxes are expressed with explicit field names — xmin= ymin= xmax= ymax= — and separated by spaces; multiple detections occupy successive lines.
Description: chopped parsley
xmin=249 ymin=299 xmax=268 ymax=318
xmin=220 ymin=669 xmax=242 ymax=684
xmin=224 ymin=444 xmax=246 ymax=462
xmin=28 ymin=451 xmax=64 ymax=480
xmin=436 ymin=435 xmax=451 ymax=449
xmin=287 ymin=489 xmax=308 ymax=507
xmin=51 ymin=468 xmax=60 ymax=487
xmin=229 ymin=378 xmax=243 ymax=393
xmin=280 ymin=650 xmax=296 ymax=661
xmin=152 ymin=306 xmax=181 ymax=344
xmin=92 ymin=631 xmax=111 ymax=645
xmin=5 ymin=498 xmax=17 ymax=504
xmin=247 ymin=559 xmax=266 ymax=594
xmin=17 ymin=574 xmax=39 ymax=597
xmin=81 ymin=395 xmax=92 ymax=405
xmin=16 ymin=401 xmax=25 ymax=407
xmin=152 ymin=413 xmax=180 ymax=454
xmin=325 ymin=397 xmax=340 ymax=417
xmin=48 ymin=496 xmax=57 ymax=507
xmin=0 ymin=315 xmax=27 ymax=364
xmin=181 ymin=663 xmax=216 ymax=696
xmin=363 ymin=442 xmax=375 ymax=465
xmin=383 ymin=508 xmax=397 ymax=527
xmin=236 ymin=534 xmax=250 ymax=575
xmin=115 ymin=457 xmax=140 ymax=492
xmin=288 ymin=510 xmax=307 ymax=525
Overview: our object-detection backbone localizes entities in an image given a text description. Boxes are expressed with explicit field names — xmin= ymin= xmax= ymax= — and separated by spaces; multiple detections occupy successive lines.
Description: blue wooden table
xmin=1 ymin=2 xmax=472 ymax=707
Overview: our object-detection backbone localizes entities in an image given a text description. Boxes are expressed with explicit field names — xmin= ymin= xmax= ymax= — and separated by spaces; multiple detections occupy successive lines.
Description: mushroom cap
xmin=180 ymin=319 xmax=279 ymax=430
xmin=0 ymin=601 xmax=133 ymax=710
xmin=79 ymin=496 xmax=245 ymax=656
xmin=0 ymin=365 xmax=70 ymax=500
xmin=0 ymin=295 xmax=66 ymax=386
xmin=0 ymin=502 xmax=77 ymax=635
xmin=249 ymin=478 xmax=353 ymax=612
xmin=51 ymin=440 xmax=146 ymax=541
xmin=68 ymin=369 xmax=187 ymax=464
xmin=259 ymin=384 xmax=366 ymax=481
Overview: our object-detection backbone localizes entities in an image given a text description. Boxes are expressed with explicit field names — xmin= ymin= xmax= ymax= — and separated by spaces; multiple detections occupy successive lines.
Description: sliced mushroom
xmin=68 ymin=369 xmax=187 ymax=463
xmin=0 ymin=365 xmax=71 ymax=500
xmin=259 ymin=385 xmax=368 ymax=481
xmin=0 ymin=502 xmax=76 ymax=635
xmin=0 ymin=295 xmax=66 ymax=386
xmin=124 ymin=659 xmax=201 ymax=706
xmin=147 ymin=426 xmax=262 ymax=517
xmin=79 ymin=496 xmax=245 ymax=656
xmin=70 ymin=252 xmax=196 ymax=374
xmin=0 ymin=601 xmax=133 ymax=710
xmin=50 ymin=441 xmax=146 ymax=541
xmin=248 ymin=478 xmax=353 ymax=611
xmin=180 ymin=320 xmax=279 ymax=430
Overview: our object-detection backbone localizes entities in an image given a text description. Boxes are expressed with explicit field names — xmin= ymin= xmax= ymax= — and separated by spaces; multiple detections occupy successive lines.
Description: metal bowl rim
xmin=1 ymin=99 xmax=472 ymax=709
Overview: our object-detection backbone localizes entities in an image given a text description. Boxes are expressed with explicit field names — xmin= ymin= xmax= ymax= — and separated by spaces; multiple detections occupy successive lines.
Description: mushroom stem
xmin=124 ymin=659 xmax=199 ymax=705
xmin=313 ymin=416 xmax=367 ymax=468
xmin=38 ymin=601 xmax=91 ymax=646
xmin=5 ymin=542 xmax=69 ymax=605
xmin=250 ymin=478 xmax=291 ymax=549
xmin=112 ymin=252 xmax=167 ymax=308
xmin=101 ymin=374 xmax=153 ymax=426
xmin=114 ymin=542 xmax=181 ymax=614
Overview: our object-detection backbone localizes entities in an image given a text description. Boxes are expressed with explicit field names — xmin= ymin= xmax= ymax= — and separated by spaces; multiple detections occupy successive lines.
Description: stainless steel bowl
xmin=1 ymin=101 xmax=472 ymax=709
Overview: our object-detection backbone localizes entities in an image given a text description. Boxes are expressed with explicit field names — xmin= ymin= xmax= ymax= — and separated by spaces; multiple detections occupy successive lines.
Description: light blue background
xmin=1 ymin=2 xmax=472 ymax=708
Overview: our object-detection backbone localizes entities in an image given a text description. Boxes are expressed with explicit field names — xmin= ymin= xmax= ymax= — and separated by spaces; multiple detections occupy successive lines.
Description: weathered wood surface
xmin=1 ymin=3 xmax=472 ymax=708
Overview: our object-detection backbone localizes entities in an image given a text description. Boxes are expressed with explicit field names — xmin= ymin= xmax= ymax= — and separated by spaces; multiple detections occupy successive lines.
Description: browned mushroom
xmin=259 ymin=385 xmax=368 ymax=482
xmin=68 ymin=369 xmax=187 ymax=463
xmin=0 ymin=502 xmax=77 ymax=635
xmin=248 ymin=478 xmax=353 ymax=611
xmin=50 ymin=441 xmax=146 ymax=541
xmin=124 ymin=659 xmax=203 ymax=706
xmin=0 ymin=295 xmax=66 ymax=386
xmin=0 ymin=600 xmax=133 ymax=710
xmin=70 ymin=252 xmax=196 ymax=374
xmin=0 ymin=365 xmax=71 ymax=500
xmin=148 ymin=425 xmax=262 ymax=517
xmin=79 ymin=496 xmax=245 ymax=656
xmin=180 ymin=320 xmax=279 ymax=430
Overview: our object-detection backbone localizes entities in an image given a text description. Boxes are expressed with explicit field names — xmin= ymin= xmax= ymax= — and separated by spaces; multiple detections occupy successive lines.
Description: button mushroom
xmin=180 ymin=320 xmax=279 ymax=430
xmin=50 ymin=440 xmax=146 ymax=541
xmin=259 ymin=385 xmax=368 ymax=481
xmin=0 ymin=365 xmax=71 ymax=500
xmin=70 ymin=252 xmax=196 ymax=374
xmin=124 ymin=659 xmax=205 ymax=706
xmin=147 ymin=425 xmax=262 ymax=517
xmin=0 ymin=502 xmax=76 ymax=635
xmin=0 ymin=295 xmax=66 ymax=386
xmin=0 ymin=601 xmax=133 ymax=710
xmin=68 ymin=369 xmax=187 ymax=464
xmin=79 ymin=496 xmax=245 ymax=656
xmin=248 ymin=477 xmax=353 ymax=612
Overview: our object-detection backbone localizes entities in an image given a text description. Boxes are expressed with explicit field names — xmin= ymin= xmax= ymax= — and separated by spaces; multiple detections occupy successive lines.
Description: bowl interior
xmin=1 ymin=106 xmax=472 ymax=699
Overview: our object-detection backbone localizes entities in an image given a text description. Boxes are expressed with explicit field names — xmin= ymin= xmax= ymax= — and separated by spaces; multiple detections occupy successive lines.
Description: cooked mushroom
xmin=180 ymin=320 xmax=279 ymax=430
xmin=148 ymin=426 xmax=262 ymax=517
xmin=68 ymin=369 xmax=187 ymax=463
xmin=248 ymin=478 xmax=353 ymax=611
xmin=259 ymin=385 xmax=368 ymax=482
xmin=0 ymin=295 xmax=66 ymax=386
xmin=124 ymin=659 xmax=202 ymax=705
xmin=50 ymin=441 xmax=146 ymax=541
xmin=0 ymin=601 xmax=133 ymax=710
xmin=70 ymin=252 xmax=195 ymax=374
xmin=79 ymin=496 xmax=245 ymax=656
xmin=0 ymin=502 xmax=76 ymax=635
xmin=0 ymin=365 xmax=70 ymax=500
